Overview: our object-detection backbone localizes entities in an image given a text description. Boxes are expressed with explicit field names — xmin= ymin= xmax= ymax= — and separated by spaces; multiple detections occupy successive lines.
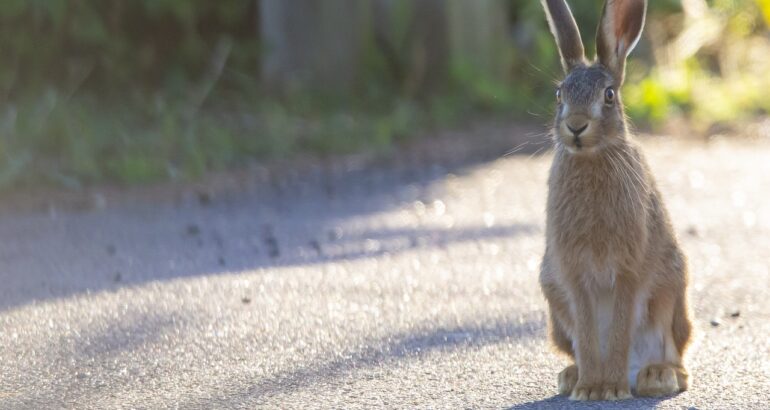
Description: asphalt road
xmin=1 ymin=129 xmax=769 ymax=409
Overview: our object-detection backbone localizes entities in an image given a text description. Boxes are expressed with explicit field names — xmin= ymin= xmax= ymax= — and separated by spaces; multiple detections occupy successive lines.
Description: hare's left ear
xmin=596 ymin=0 xmax=647 ymax=85
xmin=541 ymin=0 xmax=586 ymax=73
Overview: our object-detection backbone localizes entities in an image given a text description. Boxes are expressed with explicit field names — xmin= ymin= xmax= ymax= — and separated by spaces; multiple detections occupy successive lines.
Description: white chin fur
xmin=563 ymin=143 xmax=601 ymax=155
xmin=564 ymin=145 xmax=579 ymax=154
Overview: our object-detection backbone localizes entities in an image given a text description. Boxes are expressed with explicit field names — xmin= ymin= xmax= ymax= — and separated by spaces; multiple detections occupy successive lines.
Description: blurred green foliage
xmin=0 ymin=1 xmax=259 ymax=96
xmin=0 ymin=0 xmax=767 ymax=188
xmin=623 ymin=0 xmax=770 ymax=128
xmin=0 ymin=1 xmax=262 ymax=186
xmin=510 ymin=0 xmax=770 ymax=130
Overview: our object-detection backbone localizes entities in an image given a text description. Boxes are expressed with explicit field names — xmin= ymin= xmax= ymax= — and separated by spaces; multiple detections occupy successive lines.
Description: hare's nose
xmin=567 ymin=123 xmax=588 ymax=137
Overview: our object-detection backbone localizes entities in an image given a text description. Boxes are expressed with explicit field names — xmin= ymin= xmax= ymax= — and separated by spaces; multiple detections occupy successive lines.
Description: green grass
xmin=0 ymin=52 xmax=537 ymax=190
xmin=0 ymin=90 xmax=470 ymax=189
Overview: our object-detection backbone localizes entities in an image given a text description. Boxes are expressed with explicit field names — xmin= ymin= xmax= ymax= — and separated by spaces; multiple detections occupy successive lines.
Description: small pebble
xmin=262 ymin=226 xmax=280 ymax=258
xmin=265 ymin=238 xmax=280 ymax=258
xmin=186 ymin=224 xmax=201 ymax=236
xmin=328 ymin=227 xmax=343 ymax=241
xmin=197 ymin=192 xmax=212 ymax=206
xmin=685 ymin=226 xmax=699 ymax=237
xmin=730 ymin=310 xmax=741 ymax=318
xmin=91 ymin=193 xmax=107 ymax=210
xmin=710 ymin=319 xmax=720 ymax=327
xmin=241 ymin=297 xmax=251 ymax=304
xmin=410 ymin=236 xmax=428 ymax=248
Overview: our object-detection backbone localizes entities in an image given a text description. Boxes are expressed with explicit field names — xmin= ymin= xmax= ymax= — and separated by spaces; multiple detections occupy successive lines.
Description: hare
xmin=538 ymin=0 xmax=693 ymax=401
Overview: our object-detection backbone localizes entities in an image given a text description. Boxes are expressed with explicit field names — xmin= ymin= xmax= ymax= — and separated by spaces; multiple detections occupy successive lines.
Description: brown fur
xmin=539 ymin=0 xmax=692 ymax=401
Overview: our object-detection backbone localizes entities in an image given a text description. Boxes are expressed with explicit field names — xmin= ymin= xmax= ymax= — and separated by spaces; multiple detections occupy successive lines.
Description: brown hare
xmin=538 ymin=0 xmax=693 ymax=401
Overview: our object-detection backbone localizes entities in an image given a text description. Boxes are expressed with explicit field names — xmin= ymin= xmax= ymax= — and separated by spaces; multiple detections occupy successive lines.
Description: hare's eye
xmin=604 ymin=87 xmax=615 ymax=104
xmin=556 ymin=88 xmax=562 ymax=103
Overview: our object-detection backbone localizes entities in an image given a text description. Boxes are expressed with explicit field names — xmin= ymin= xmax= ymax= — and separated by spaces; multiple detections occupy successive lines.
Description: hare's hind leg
xmin=636 ymin=362 xmax=688 ymax=397
xmin=558 ymin=364 xmax=579 ymax=395
xmin=542 ymin=284 xmax=578 ymax=395
xmin=540 ymin=259 xmax=578 ymax=395
xmin=671 ymin=291 xmax=693 ymax=367
xmin=544 ymin=291 xmax=574 ymax=357
xmin=549 ymin=308 xmax=580 ymax=395
xmin=635 ymin=290 xmax=691 ymax=397
xmin=546 ymin=300 xmax=580 ymax=395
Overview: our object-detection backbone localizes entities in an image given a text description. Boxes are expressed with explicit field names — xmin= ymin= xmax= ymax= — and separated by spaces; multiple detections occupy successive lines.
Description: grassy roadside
xmin=2 ymin=75 xmax=769 ymax=192
xmin=0 ymin=2 xmax=768 ymax=191
xmin=0 ymin=76 xmax=527 ymax=190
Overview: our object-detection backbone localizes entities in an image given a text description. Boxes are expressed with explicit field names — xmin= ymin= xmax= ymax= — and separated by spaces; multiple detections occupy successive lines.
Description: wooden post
xmin=259 ymin=0 xmax=510 ymax=95
xmin=372 ymin=0 xmax=450 ymax=95
xmin=259 ymin=0 xmax=371 ymax=94
xmin=372 ymin=0 xmax=510 ymax=95
xmin=445 ymin=0 xmax=510 ymax=84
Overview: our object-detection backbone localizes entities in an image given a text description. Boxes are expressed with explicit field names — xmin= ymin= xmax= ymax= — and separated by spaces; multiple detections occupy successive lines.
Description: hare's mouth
xmin=573 ymin=136 xmax=583 ymax=149
xmin=558 ymin=119 xmax=599 ymax=150
xmin=561 ymin=133 xmax=602 ymax=154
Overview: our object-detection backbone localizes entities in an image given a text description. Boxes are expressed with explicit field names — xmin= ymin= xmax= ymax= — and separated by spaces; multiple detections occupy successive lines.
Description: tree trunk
xmin=259 ymin=0 xmax=509 ymax=96
xmin=259 ymin=0 xmax=371 ymax=94
xmin=445 ymin=0 xmax=510 ymax=83
xmin=372 ymin=0 xmax=509 ymax=95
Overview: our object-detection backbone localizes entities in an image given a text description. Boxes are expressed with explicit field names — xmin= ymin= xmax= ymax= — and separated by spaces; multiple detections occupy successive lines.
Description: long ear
xmin=596 ymin=0 xmax=647 ymax=85
xmin=541 ymin=0 xmax=586 ymax=73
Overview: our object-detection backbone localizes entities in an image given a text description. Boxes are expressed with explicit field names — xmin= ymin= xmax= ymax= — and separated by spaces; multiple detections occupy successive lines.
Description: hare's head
xmin=542 ymin=0 xmax=646 ymax=154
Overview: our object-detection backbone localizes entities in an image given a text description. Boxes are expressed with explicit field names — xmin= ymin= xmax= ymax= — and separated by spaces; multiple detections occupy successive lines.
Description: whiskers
xmin=604 ymin=145 xmax=651 ymax=212
xmin=526 ymin=145 xmax=549 ymax=159
xmin=501 ymin=129 xmax=552 ymax=159
xmin=504 ymin=141 xmax=532 ymax=157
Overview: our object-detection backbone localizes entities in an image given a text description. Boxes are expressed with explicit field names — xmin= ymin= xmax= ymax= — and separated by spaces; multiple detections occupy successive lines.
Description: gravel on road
xmin=1 ymin=132 xmax=769 ymax=409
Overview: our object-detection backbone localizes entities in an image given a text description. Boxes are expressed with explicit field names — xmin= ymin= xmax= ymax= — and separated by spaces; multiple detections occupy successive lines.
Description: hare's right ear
xmin=596 ymin=0 xmax=647 ymax=85
xmin=541 ymin=0 xmax=586 ymax=73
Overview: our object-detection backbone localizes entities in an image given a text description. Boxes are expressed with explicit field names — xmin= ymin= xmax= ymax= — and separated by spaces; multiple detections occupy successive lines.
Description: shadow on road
xmin=213 ymin=316 xmax=545 ymax=404
xmin=8 ymin=310 xmax=546 ymax=407
xmin=0 ymin=220 xmax=538 ymax=312
xmin=0 ymin=124 xmax=547 ymax=312
xmin=507 ymin=395 xmax=674 ymax=409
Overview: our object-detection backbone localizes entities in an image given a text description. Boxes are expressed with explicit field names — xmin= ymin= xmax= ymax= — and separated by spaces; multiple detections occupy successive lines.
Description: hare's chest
xmin=548 ymin=188 xmax=628 ymax=246
xmin=547 ymin=167 xmax=645 ymax=269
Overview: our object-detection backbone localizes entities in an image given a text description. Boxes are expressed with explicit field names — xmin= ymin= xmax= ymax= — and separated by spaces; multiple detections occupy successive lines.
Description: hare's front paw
xmin=557 ymin=365 xmax=578 ymax=395
xmin=570 ymin=382 xmax=632 ymax=401
xmin=636 ymin=363 xmax=686 ymax=397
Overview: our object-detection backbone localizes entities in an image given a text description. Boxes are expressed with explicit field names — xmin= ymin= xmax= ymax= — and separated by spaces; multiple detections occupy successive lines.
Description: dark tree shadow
xmin=7 ymin=308 xmax=189 ymax=407
xmin=0 ymin=218 xmax=538 ymax=312
xmin=0 ymin=124 xmax=552 ymax=407
xmin=507 ymin=393 xmax=679 ymax=409
xmin=0 ymin=124 xmax=549 ymax=311
xmin=195 ymin=316 xmax=546 ymax=406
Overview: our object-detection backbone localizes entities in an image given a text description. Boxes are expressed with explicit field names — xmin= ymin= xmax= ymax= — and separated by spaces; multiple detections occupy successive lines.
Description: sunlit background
xmin=1 ymin=2 xmax=769 ymax=407
xmin=0 ymin=0 xmax=768 ymax=188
